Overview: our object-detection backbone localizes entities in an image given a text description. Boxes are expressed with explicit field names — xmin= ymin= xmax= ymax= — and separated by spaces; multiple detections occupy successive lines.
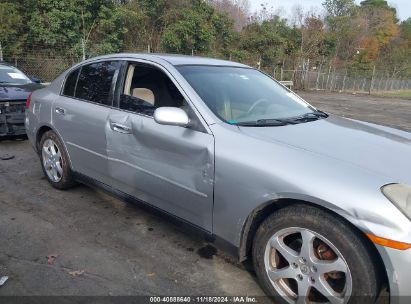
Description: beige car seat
xmin=132 ymin=88 xmax=155 ymax=105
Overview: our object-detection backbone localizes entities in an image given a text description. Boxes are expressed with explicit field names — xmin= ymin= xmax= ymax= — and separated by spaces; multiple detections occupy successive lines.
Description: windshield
xmin=0 ymin=65 xmax=32 ymax=85
xmin=177 ymin=65 xmax=320 ymax=126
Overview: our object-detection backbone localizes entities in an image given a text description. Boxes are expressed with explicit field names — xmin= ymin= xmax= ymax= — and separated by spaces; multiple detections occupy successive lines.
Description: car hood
xmin=239 ymin=115 xmax=411 ymax=183
xmin=0 ymin=83 xmax=43 ymax=101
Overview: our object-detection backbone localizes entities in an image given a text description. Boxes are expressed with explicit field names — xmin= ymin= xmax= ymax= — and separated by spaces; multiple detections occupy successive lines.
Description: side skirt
xmin=73 ymin=172 xmax=239 ymax=259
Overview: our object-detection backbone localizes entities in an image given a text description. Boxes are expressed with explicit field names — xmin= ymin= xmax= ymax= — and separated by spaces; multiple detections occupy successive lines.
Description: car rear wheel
xmin=252 ymin=204 xmax=380 ymax=304
xmin=40 ymin=130 xmax=76 ymax=189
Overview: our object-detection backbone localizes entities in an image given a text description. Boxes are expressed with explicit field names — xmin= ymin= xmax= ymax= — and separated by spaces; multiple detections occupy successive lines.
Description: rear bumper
xmin=0 ymin=112 xmax=26 ymax=136
xmin=376 ymin=244 xmax=411 ymax=303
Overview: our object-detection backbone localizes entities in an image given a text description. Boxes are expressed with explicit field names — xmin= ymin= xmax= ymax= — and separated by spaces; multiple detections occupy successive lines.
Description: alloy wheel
xmin=42 ymin=138 xmax=63 ymax=183
xmin=264 ymin=227 xmax=352 ymax=304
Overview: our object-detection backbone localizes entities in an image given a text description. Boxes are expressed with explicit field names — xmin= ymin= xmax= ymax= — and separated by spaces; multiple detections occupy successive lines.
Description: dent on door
xmin=106 ymin=112 xmax=215 ymax=230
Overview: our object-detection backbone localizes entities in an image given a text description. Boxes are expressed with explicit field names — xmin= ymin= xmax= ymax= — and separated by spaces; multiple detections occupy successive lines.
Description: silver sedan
xmin=25 ymin=54 xmax=411 ymax=303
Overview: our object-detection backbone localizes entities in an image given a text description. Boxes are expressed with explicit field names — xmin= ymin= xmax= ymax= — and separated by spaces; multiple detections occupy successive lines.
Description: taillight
xmin=26 ymin=93 xmax=32 ymax=109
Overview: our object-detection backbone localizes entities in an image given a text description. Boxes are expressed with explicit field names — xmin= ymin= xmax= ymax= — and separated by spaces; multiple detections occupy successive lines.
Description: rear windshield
xmin=0 ymin=65 xmax=32 ymax=85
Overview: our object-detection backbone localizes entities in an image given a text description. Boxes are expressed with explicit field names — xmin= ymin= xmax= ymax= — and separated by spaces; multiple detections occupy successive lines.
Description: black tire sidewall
xmin=252 ymin=204 xmax=379 ymax=303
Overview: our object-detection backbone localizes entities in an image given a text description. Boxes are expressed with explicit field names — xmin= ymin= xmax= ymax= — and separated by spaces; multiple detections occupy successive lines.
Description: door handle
xmin=55 ymin=107 xmax=65 ymax=115
xmin=111 ymin=122 xmax=132 ymax=134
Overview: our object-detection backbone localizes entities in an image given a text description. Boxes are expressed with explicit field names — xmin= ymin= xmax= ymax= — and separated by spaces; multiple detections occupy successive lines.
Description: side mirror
xmin=30 ymin=76 xmax=41 ymax=84
xmin=154 ymin=107 xmax=190 ymax=127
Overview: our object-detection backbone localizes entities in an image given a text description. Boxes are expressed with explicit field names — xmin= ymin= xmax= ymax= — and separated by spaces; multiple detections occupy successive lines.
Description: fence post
xmin=316 ymin=66 xmax=321 ymax=90
xmin=369 ymin=65 xmax=376 ymax=95
xmin=280 ymin=67 xmax=283 ymax=81
xmin=341 ymin=69 xmax=347 ymax=92
xmin=0 ymin=42 xmax=3 ymax=62
xmin=384 ymin=72 xmax=390 ymax=91
xmin=325 ymin=65 xmax=331 ymax=91
xmin=332 ymin=67 xmax=337 ymax=91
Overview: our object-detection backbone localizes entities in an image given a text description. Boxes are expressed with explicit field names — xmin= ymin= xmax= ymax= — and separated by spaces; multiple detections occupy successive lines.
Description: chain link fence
xmin=3 ymin=55 xmax=81 ymax=83
xmin=1 ymin=44 xmax=153 ymax=82
xmin=2 ymin=46 xmax=411 ymax=94
xmin=277 ymin=68 xmax=411 ymax=94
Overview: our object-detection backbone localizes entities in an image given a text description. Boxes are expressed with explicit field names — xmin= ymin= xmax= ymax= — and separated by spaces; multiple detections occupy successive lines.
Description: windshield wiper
xmin=234 ymin=111 xmax=328 ymax=127
xmin=287 ymin=111 xmax=329 ymax=123
xmin=235 ymin=118 xmax=294 ymax=127
xmin=312 ymin=110 xmax=329 ymax=117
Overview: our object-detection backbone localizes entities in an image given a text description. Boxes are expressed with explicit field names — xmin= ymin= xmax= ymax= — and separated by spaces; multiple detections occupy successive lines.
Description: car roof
xmin=83 ymin=53 xmax=250 ymax=68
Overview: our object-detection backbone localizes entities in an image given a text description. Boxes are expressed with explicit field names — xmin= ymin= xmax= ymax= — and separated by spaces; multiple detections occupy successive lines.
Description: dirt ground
xmin=299 ymin=91 xmax=411 ymax=132
xmin=0 ymin=91 xmax=410 ymax=297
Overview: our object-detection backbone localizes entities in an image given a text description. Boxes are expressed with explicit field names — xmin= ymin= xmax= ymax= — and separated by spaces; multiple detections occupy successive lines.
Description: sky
xmin=250 ymin=0 xmax=411 ymax=21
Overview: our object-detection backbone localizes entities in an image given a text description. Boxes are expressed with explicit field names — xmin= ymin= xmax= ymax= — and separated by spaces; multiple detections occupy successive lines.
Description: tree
xmin=117 ymin=1 xmax=148 ymax=51
xmin=401 ymin=18 xmax=411 ymax=38
xmin=1 ymin=0 xmax=410 ymax=82
xmin=25 ymin=1 xmax=81 ymax=49
xmin=128 ymin=0 xmax=192 ymax=52
xmin=323 ymin=0 xmax=356 ymax=18
xmin=322 ymin=0 xmax=363 ymax=65
xmin=161 ymin=1 xmax=235 ymax=56
xmin=207 ymin=0 xmax=250 ymax=31
xmin=377 ymin=19 xmax=411 ymax=77
xmin=79 ymin=0 xmax=127 ymax=56
xmin=161 ymin=7 xmax=215 ymax=54
xmin=301 ymin=14 xmax=326 ymax=61
xmin=239 ymin=16 xmax=291 ymax=68
xmin=8 ymin=0 xmax=126 ymax=58
xmin=360 ymin=0 xmax=397 ymax=19
xmin=0 ymin=2 xmax=24 ymax=58
xmin=359 ymin=1 xmax=398 ymax=48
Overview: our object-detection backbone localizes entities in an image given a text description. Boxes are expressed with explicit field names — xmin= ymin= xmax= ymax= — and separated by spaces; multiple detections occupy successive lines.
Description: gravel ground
xmin=0 ymin=91 xmax=409 ymax=297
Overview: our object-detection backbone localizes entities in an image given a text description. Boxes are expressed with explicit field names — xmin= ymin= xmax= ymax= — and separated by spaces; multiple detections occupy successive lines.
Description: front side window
xmin=177 ymin=66 xmax=321 ymax=126
xmin=119 ymin=63 xmax=186 ymax=116
xmin=0 ymin=65 xmax=32 ymax=85
xmin=75 ymin=61 xmax=120 ymax=105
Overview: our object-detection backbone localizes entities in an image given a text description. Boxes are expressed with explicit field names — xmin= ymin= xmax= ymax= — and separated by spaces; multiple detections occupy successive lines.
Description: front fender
xmin=210 ymin=124 xmax=411 ymax=254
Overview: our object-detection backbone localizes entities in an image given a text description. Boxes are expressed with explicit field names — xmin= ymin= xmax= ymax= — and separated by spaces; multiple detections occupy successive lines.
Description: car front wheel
xmin=253 ymin=204 xmax=381 ymax=304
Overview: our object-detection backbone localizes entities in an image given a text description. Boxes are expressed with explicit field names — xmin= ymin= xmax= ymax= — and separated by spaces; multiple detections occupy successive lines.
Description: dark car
xmin=0 ymin=63 xmax=43 ymax=138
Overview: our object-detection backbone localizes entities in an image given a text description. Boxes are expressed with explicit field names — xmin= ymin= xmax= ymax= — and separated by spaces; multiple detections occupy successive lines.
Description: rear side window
xmin=62 ymin=68 xmax=80 ymax=97
xmin=75 ymin=61 xmax=120 ymax=105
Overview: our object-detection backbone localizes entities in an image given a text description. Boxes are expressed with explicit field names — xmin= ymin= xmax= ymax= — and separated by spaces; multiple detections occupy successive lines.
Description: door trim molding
xmin=73 ymin=171 xmax=239 ymax=259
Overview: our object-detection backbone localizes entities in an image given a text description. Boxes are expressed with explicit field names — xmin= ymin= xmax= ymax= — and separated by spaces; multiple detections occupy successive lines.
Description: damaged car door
xmin=106 ymin=61 xmax=215 ymax=231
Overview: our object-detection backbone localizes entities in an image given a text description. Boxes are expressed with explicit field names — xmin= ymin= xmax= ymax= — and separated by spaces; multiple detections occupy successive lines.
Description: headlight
xmin=381 ymin=184 xmax=411 ymax=220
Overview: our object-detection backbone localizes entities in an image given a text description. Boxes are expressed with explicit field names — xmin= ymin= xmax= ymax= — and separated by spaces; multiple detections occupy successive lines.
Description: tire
xmin=39 ymin=130 xmax=76 ymax=189
xmin=252 ymin=204 xmax=380 ymax=304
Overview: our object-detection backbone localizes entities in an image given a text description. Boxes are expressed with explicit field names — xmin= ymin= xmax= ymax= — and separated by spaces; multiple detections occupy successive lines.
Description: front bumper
xmin=0 ymin=101 xmax=26 ymax=137
xmin=377 ymin=244 xmax=411 ymax=303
